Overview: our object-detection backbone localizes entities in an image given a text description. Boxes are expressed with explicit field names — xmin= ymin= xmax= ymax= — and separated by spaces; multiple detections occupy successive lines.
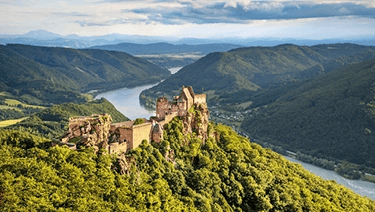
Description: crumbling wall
xmin=180 ymin=87 xmax=194 ymax=110
xmin=108 ymin=142 xmax=127 ymax=155
xmin=58 ymin=114 xmax=112 ymax=152
xmin=194 ymin=94 xmax=206 ymax=105
xmin=156 ymin=97 xmax=169 ymax=120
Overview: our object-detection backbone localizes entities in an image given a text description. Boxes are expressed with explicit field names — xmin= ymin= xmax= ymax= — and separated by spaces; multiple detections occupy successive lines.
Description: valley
xmin=3 ymin=1 xmax=375 ymax=210
xmin=1 ymin=42 xmax=375 ymax=210
xmin=93 ymin=69 xmax=375 ymax=200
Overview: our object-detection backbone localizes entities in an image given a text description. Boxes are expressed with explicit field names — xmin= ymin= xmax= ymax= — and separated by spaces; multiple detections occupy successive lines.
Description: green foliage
xmin=296 ymin=152 xmax=335 ymax=170
xmin=133 ymin=118 xmax=145 ymax=125
xmin=1 ymin=116 xmax=375 ymax=211
xmin=6 ymin=98 xmax=128 ymax=139
xmin=0 ymin=44 xmax=170 ymax=104
xmin=242 ymin=58 xmax=375 ymax=168
xmin=141 ymin=43 xmax=375 ymax=107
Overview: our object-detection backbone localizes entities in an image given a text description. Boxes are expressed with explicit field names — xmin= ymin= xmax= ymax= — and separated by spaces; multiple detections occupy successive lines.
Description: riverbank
xmin=94 ymin=67 xmax=183 ymax=120
xmin=285 ymin=156 xmax=375 ymax=200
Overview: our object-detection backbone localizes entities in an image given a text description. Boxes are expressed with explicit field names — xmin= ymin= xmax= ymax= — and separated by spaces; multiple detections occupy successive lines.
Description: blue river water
xmin=96 ymin=67 xmax=375 ymax=201
xmin=286 ymin=156 xmax=375 ymax=200
xmin=95 ymin=67 xmax=182 ymax=120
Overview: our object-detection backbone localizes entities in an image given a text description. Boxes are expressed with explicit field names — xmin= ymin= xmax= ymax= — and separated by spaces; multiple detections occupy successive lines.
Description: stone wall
xmin=194 ymin=94 xmax=206 ymax=105
xmin=108 ymin=142 xmax=127 ymax=155
xmin=180 ymin=87 xmax=194 ymax=110
xmin=132 ymin=122 xmax=153 ymax=149
xmin=156 ymin=97 xmax=169 ymax=120
xmin=56 ymin=86 xmax=208 ymax=156
xmin=152 ymin=123 xmax=163 ymax=143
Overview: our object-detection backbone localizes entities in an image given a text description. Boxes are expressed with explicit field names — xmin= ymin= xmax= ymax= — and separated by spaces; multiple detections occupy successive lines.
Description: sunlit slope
xmin=1 ymin=117 xmax=374 ymax=211
xmin=141 ymin=44 xmax=375 ymax=106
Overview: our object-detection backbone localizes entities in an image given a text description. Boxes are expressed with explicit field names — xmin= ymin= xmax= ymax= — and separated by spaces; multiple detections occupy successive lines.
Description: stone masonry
xmin=54 ymin=86 xmax=208 ymax=155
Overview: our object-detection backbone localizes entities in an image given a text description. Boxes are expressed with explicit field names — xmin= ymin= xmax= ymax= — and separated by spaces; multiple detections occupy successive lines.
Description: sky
xmin=1 ymin=0 xmax=375 ymax=40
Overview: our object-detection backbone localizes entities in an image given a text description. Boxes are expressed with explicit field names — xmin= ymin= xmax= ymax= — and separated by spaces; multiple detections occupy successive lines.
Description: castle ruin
xmin=54 ymin=86 xmax=207 ymax=155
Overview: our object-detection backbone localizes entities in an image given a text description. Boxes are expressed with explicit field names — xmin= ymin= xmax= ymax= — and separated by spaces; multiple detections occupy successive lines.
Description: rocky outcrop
xmin=182 ymin=103 xmax=210 ymax=141
xmin=57 ymin=114 xmax=112 ymax=152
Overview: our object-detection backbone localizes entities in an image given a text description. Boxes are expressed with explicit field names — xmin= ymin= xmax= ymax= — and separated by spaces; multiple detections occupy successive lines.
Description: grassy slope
xmin=242 ymin=58 xmax=375 ymax=167
xmin=0 ymin=117 xmax=28 ymax=128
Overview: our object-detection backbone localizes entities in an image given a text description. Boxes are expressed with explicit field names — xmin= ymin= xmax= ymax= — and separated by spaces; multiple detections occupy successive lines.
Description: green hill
xmin=242 ymin=58 xmax=375 ymax=168
xmin=90 ymin=42 xmax=242 ymax=55
xmin=1 ymin=116 xmax=374 ymax=211
xmin=0 ymin=44 xmax=170 ymax=104
xmin=140 ymin=44 xmax=375 ymax=108
xmin=6 ymin=98 xmax=129 ymax=138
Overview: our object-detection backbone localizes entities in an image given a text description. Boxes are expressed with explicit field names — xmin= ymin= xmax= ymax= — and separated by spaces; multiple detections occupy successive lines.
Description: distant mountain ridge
xmin=140 ymin=43 xmax=375 ymax=107
xmin=0 ymin=44 xmax=170 ymax=104
xmin=90 ymin=42 xmax=243 ymax=55
xmin=1 ymin=29 xmax=375 ymax=48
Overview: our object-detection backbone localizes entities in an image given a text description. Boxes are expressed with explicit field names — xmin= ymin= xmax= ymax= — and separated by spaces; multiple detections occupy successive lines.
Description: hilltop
xmin=242 ymin=58 xmax=375 ymax=168
xmin=1 ymin=100 xmax=375 ymax=211
xmin=140 ymin=44 xmax=375 ymax=108
xmin=0 ymin=44 xmax=170 ymax=105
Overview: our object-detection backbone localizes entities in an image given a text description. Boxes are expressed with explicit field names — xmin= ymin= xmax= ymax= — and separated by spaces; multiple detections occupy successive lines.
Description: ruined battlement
xmin=155 ymin=86 xmax=207 ymax=121
xmin=194 ymin=94 xmax=206 ymax=104
xmin=54 ymin=86 xmax=207 ymax=156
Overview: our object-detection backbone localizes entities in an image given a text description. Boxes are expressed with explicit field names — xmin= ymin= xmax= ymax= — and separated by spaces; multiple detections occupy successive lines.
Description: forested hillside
xmin=6 ymin=98 xmax=129 ymax=139
xmin=90 ymin=42 xmax=242 ymax=55
xmin=1 ymin=113 xmax=374 ymax=211
xmin=140 ymin=44 xmax=375 ymax=108
xmin=0 ymin=44 xmax=170 ymax=104
xmin=242 ymin=58 xmax=375 ymax=168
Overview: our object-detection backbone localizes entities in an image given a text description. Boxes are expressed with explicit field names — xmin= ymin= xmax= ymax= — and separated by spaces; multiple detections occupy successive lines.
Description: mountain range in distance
xmin=90 ymin=42 xmax=242 ymax=55
xmin=1 ymin=29 xmax=375 ymax=49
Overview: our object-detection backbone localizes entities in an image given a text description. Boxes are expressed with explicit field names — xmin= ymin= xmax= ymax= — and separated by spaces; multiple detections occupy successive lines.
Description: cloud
xmin=77 ymin=17 xmax=148 ymax=27
xmin=126 ymin=1 xmax=375 ymax=24
xmin=53 ymin=12 xmax=91 ymax=17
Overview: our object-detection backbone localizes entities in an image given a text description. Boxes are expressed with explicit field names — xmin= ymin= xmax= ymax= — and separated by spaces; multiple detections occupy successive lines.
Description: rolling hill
xmin=241 ymin=58 xmax=375 ymax=168
xmin=0 ymin=44 xmax=170 ymax=104
xmin=140 ymin=43 xmax=375 ymax=108
xmin=90 ymin=42 xmax=242 ymax=55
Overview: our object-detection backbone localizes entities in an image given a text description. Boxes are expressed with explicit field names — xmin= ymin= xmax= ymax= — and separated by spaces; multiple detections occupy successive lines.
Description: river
xmin=95 ymin=67 xmax=182 ymax=120
xmin=95 ymin=67 xmax=375 ymax=201
xmin=286 ymin=156 xmax=375 ymax=200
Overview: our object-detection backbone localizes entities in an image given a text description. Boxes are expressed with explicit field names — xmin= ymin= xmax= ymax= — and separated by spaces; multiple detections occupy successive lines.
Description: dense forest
xmin=4 ymin=98 xmax=128 ymax=139
xmin=90 ymin=42 xmax=242 ymax=55
xmin=0 ymin=44 xmax=170 ymax=104
xmin=1 ymin=104 xmax=375 ymax=211
xmin=140 ymin=44 xmax=375 ymax=107
xmin=242 ymin=58 xmax=375 ymax=169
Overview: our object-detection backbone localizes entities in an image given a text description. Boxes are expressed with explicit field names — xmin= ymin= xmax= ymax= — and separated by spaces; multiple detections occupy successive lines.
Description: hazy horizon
xmin=1 ymin=0 xmax=375 ymax=40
